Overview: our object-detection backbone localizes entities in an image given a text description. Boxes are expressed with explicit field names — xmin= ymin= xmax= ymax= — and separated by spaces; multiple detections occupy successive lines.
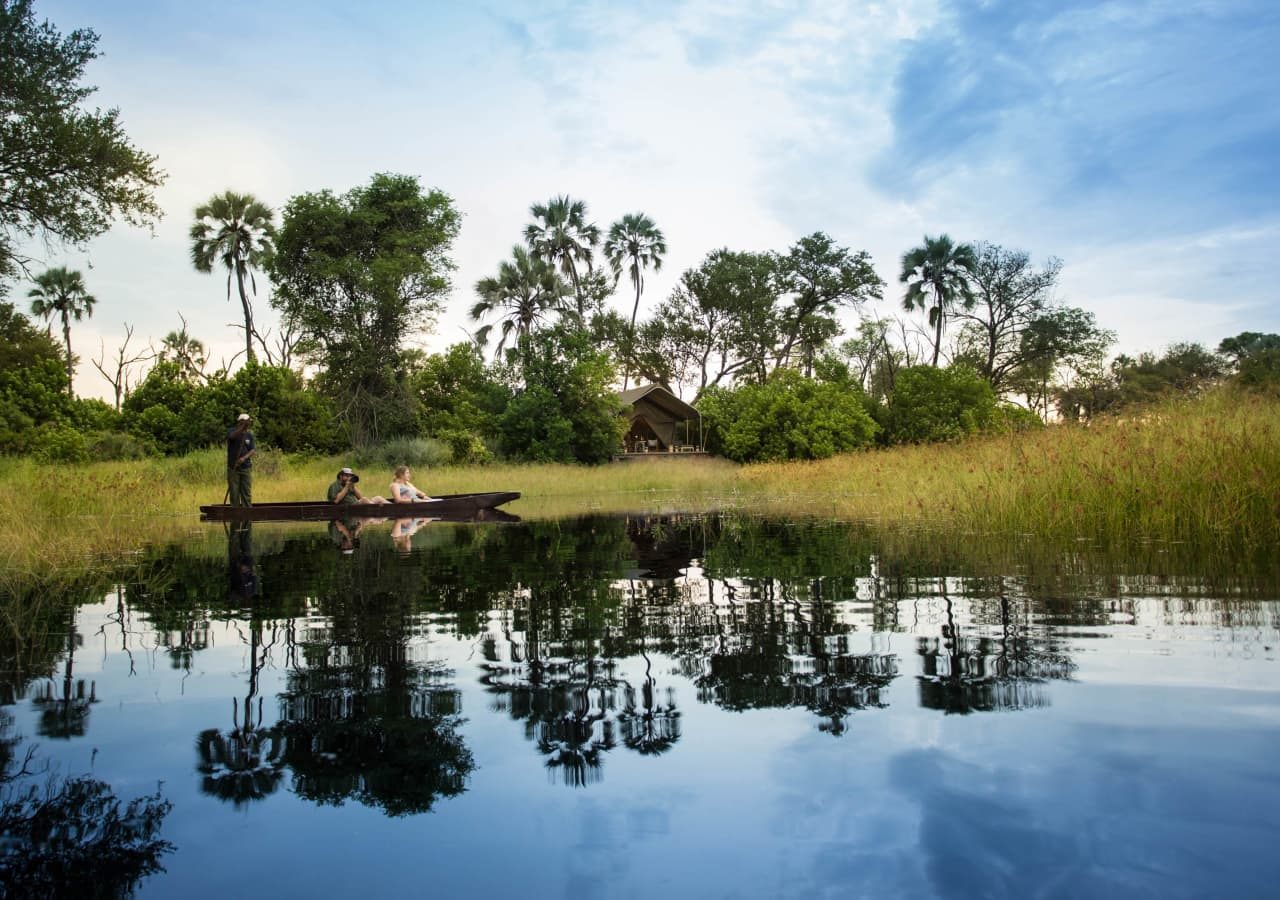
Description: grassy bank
xmin=2 ymin=387 xmax=1277 ymax=579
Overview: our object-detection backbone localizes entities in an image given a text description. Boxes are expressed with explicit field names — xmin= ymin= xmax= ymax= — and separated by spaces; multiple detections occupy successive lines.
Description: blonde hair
xmin=394 ymin=465 xmax=409 ymax=479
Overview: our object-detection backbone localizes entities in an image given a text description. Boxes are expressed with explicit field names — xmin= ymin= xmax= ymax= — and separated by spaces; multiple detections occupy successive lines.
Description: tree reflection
xmin=617 ymin=652 xmax=680 ymax=755
xmin=0 ymin=714 xmax=173 ymax=898
xmin=916 ymin=593 xmax=1076 ymax=714
xmin=31 ymin=614 xmax=97 ymax=740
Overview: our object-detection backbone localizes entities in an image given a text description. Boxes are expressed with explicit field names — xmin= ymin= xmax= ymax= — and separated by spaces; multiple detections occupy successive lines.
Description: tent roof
xmin=617 ymin=384 xmax=700 ymax=420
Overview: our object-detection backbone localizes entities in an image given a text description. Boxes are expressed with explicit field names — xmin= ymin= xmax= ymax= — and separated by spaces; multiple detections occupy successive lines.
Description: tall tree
xmin=951 ymin=243 xmax=1062 ymax=392
xmin=159 ymin=316 xmax=207 ymax=382
xmin=604 ymin=213 xmax=666 ymax=390
xmin=773 ymin=232 xmax=883 ymax=375
xmin=269 ymin=173 xmax=460 ymax=445
xmin=899 ymin=234 xmax=978 ymax=367
xmin=0 ymin=0 xmax=164 ymax=285
xmin=524 ymin=195 xmax=600 ymax=318
xmin=470 ymin=245 xmax=570 ymax=358
xmin=28 ymin=265 xmax=94 ymax=394
xmin=190 ymin=191 xmax=276 ymax=364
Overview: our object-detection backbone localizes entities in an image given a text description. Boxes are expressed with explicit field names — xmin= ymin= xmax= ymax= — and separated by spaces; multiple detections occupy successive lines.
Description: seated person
xmin=390 ymin=465 xmax=434 ymax=503
xmin=327 ymin=467 xmax=389 ymax=504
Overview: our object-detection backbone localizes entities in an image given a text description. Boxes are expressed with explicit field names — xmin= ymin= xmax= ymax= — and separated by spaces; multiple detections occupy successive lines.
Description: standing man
xmin=226 ymin=413 xmax=256 ymax=506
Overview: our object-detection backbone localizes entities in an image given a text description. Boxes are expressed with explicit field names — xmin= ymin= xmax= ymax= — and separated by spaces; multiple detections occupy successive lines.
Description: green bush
xmin=69 ymin=397 xmax=121 ymax=433
xmin=994 ymin=403 xmax=1044 ymax=432
xmin=86 ymin=430 xmax=155 ymax=461
xmin=354 ymin=436 xmax=452 ymax=471
xmin=435 ymin=428 xmax=493 ymax=465
xmin=31 ymin=422 xmax=89 ymax=463
xmin=885 ymin=365 xmax=999 ymax=444
xmin=698 ymin=370 xmax=879 ymax=463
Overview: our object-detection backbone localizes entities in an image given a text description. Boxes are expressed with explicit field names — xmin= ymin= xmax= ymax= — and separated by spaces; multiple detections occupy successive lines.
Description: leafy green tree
xmin=524 ymin=195 xmax=600 ymax=318
xmin=648 ymin=249 xmax=780 ymax=397
xmin=0 ymin=0 xmax=164 ymax=285
xmin=269 ymin=173 xmax=461 ymax=445
xmin=900 ymin=234 xmax=978 ymax=367
xmin=27 ymin=265 xmax=94 ymax=394
xmin=0 ymin=301 xmax=68 ymax=451
xmin=698 ymin=369 xmax=879 ymax=462
xmin=773 ymin=232 xmax=883 ymax=375
xmin=1218 ymin=333 xmax=1280 ymax=389
xmin=1009 ymin=307 xmax=1113 ymax=416
xmin=498 ymin=327 xmax=626 ymax=464
xmin=412 ymin=343 xmax=508 ymax=461
xmin=884 ymin=365 xmax=998 ymax=443
xmin=950 ymin=243 xmax=1062 ymax=392
xmin=604 ymin=212 xmax=666 ymax=389
xmin=190 ymin=191 xmax=276 ymax=363
xmin=470 ymin=245 xmax=569 ymax=356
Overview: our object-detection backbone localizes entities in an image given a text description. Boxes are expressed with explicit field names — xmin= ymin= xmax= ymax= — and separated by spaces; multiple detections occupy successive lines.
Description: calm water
xmin=3 ymin=514 xmax=1279 ymax=899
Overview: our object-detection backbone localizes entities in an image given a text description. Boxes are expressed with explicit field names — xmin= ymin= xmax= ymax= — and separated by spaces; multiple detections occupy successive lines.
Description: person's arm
xmin=332 ymin=482 xmax=352 ymax=504
xmin=238 ymin=448 xmax=256 ymax=467
xmin=392 ymin=483 xmax=409 ymax=503
xmin=351 ymin=485 xmax=365 ymax=501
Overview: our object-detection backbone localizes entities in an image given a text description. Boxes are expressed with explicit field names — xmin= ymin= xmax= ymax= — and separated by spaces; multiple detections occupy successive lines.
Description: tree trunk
xmin=623 ymin=273 xmax=641 ymax=391
xmin=234 ymin=254 xmax=256 ymax=364
xmin=62 ymin=314 xmax=73 ymax=396
xmin=932 ymin=307 xmax=943 ymax=367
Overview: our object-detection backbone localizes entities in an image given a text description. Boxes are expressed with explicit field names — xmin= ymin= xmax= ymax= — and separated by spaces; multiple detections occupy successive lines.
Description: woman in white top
xmin=390 ymin=465 xmax=433 ymax=503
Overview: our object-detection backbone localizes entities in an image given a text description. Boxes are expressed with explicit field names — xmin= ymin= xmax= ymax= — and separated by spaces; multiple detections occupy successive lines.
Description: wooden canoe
xmin=200 ymin=491 xmax=520 ymax=522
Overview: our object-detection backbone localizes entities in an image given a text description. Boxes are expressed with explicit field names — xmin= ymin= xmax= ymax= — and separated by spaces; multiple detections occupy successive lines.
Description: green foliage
xmin=497 ymin=328 xmax=626 ymax=464
xmin=270 ymin=173 xmax=460 ymax=445
xmin=412 ymin=343 xmax=506 ymax=462
xmin=189 ymin=190 xmax=276 ymax=363
xmin=30 ymin=420 xmax=87 ymax=462
xmin=85 ymin=429 xmax=154 ymax=460
xmin=0 ymin=304 xmax=70 ymax=451
xmin=354 ymin=436 xmax=452 ymax=471
xmin=698 ymin=369 xmax=879 ymax=463
xmin=1219 ymin=332 xmax=1280 ymax=390
xmin=900 ymin=234 xmax=978 ymax=367
xmin=524 ymin=194 xmax=601 ymax=319
xmin=124 ymin=361 xmax=340 ymax=455
xmin=68 ymin=397 xmax=118 ymax=432
xmin=470 ymin=246 xmax=569 ymax=354
xmin=994 ymin=403 xmax=1044 ymax=432
xmin=885 ymin=365 xmax=999 ymax=443
xmin=0 ymin=0 xmax=164 ymax=283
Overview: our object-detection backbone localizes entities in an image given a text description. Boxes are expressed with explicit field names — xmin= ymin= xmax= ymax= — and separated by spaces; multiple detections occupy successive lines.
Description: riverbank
xmin=2 ymin=386 xmax=1277 ymax=580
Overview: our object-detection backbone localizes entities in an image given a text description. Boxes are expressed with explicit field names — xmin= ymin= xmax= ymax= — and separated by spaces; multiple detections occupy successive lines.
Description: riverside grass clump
xmin=1 ymin=387 xmax=1277 ymax=580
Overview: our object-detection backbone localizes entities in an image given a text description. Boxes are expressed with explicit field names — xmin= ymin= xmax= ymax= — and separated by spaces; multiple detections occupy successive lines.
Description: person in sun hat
xmin=226 ymin=413 xmax=256 ymax=507
xmin=326 ymin=467 xmax=389 ymax=505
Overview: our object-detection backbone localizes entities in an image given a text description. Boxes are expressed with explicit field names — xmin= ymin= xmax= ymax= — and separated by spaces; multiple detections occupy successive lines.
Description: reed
xmin=1 ymin=386 xmax=1277 ymax=579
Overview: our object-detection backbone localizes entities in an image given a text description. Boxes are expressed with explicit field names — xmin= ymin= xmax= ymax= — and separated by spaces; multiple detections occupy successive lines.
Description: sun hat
xmin=337 ymin=467 xmax=359 ymax=483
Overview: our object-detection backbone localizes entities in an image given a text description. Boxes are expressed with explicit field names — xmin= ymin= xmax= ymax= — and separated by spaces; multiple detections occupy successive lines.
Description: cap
xmin=236 ymin=413 xmax=251 ymax=421
xmin=339 ymin=467 xmax=354 ymax=475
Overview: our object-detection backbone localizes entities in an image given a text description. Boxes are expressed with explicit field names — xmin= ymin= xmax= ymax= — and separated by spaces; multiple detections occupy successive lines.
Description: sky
xmin=17 ymin=0 xmax=1280 ymax=398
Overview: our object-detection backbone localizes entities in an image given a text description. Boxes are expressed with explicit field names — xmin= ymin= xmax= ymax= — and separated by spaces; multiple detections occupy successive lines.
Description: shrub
xmin=698 ymin=370 xmax=879 ymax=463
xmin=30 ymin=422 xmax=88 ymax=463
xmin=885 ymin=365 xmax=999 ymax=444
xmin=69 ymin=397 xmax=120 ymax=433
xmin=435 ymin=428 xmax=493 ymax=465
xmin=354 ymin=436 xmax=452 ymax=471
xmin=994 ymin=403 xmax=1044 ymax=432
xmin=86 ymin=430 xmax=155 ymax=461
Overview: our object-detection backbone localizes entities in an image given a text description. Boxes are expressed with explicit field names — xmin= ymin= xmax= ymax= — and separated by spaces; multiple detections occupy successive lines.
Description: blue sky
xmin=24 ymin=0 xmax=1280 ymax=395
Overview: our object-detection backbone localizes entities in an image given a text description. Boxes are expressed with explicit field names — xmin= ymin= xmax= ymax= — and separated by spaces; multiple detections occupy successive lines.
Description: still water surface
xmin=3 ymin=514 xmax=1279 ymax=898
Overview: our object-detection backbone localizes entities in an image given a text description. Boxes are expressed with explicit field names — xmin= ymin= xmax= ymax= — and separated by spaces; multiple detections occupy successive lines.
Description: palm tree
xmin=524 ymin=195 xmax=600 ymax=316
xmin=470 ymin=246 xmax=570 ymax=357
xmin=29 ymin=266 xmax=96 ymax=395
xmin=900 ymin=234 xmax=978 ymax=367
xmin=605 ymin=213 xmax=666 ymax=390
xmin=190 ymin=191 xmax=276 ymax=364
xmin=160 ymin=322 xmax=208 ymax=382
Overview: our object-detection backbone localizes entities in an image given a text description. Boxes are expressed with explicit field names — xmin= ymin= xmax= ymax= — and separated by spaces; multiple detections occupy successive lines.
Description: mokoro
xmin=200 ymin=491 xmax=520 ymax=522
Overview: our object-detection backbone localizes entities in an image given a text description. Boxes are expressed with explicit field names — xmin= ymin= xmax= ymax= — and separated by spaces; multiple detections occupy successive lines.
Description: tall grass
xmin=1 ymin=387 xmax=1277 ymax=579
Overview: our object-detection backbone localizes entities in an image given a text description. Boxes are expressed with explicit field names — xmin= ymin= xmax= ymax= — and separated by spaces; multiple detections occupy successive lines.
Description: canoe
xmin=200 ymin=491 xmax=520 ymax=522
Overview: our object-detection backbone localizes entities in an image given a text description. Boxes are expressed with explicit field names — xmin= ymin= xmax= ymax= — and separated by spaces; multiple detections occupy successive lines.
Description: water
xmin=2 ymin=514 xmax=1279 ymax=899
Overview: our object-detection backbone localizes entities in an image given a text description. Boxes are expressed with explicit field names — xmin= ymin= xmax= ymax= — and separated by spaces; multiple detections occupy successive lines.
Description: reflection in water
xmin=0 ymin=511 xmax=1277 ymax=896
xmin=0 ymin=713 xmax=173 ymax=897
xmin=917 ymin=595 xmax=1076 ymax=714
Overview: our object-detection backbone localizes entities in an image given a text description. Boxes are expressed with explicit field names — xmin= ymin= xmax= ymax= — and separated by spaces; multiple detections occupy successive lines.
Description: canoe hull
xmin=200 ymin=491 xmax=521 ymax=522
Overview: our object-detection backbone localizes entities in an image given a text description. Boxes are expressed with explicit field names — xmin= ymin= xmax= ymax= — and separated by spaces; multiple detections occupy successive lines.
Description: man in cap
xmin=327 ymin=467 xmax=389 ymax=505
xmin=226 ymin=413 xmax=256 ymax=506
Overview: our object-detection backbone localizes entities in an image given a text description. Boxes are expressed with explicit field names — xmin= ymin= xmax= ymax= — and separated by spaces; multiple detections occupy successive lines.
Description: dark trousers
xmin=228 ymin=467 xmax=253 ymax=506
